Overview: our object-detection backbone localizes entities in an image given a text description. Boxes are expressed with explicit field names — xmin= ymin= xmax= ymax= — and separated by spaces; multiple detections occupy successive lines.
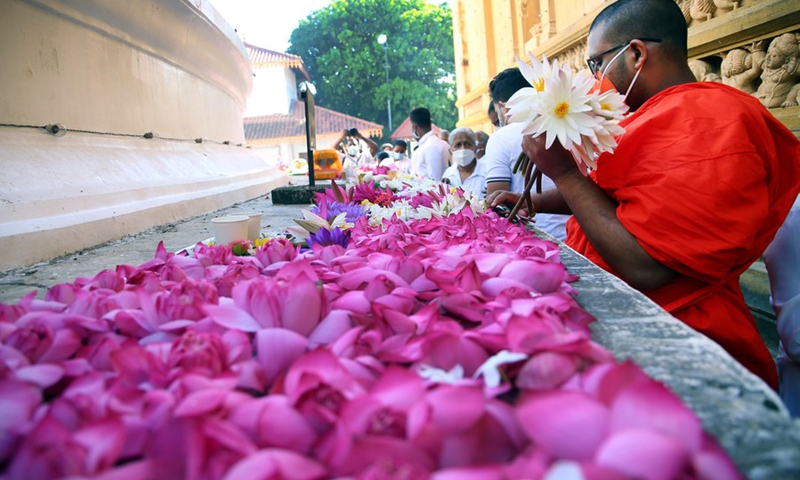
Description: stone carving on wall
xmin=753 ymin=33 xmax=800 ymax=108
xmin=689 ymin=59 xmax=722 ymax=82
xmin=720 ymin=42 xmax=765 ymax=93
xmin=677 ymin=0 xmax=751 ymax=26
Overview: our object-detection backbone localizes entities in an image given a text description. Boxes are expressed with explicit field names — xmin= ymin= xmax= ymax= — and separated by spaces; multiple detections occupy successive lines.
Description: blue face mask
xmin=392 ymin=152 xmax=405 ymax=160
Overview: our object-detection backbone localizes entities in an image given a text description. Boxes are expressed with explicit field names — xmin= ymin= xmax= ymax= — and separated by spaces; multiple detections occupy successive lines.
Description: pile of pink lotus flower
xmin=0 ymin=182 xmax=742 ymax=479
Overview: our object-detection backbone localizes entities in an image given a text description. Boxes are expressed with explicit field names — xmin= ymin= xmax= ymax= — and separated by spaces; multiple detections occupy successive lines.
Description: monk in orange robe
xmin=489 ymin=0 xmax=800 ymax=388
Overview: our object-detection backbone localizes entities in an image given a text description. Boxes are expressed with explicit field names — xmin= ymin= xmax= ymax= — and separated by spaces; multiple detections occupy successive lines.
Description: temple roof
xmin=244 ymin=43 xmax=311 ymax=81
xmin=390 ymin=116 xmax=443 ymax=140
xmin=244 ymin=101 xmax=383 ymax=145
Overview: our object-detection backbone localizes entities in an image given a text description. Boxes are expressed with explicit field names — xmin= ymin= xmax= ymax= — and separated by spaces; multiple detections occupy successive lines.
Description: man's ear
xmin=630 ymin=39 xmax=649 ymax=68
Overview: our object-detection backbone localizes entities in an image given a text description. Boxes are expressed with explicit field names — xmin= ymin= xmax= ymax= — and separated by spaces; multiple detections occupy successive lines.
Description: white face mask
xmin=452 ymin=149 xmax=476 ymax=167
xmin=347 ymin=146 xmax=358 ymax=156
xmin=599 ymin=44 xmax=644 ymax=103
xmin=411 ymin=127 xmax=421 ymax=141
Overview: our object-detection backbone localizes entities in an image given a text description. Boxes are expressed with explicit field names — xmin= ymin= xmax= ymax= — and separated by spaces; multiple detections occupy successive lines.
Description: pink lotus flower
xmin=222 ymin=449 xmax=328 ymax=480
xmin=5 ymin=413 xmax=126 ymax=480
xmin=168 ymin=330 xmax=230 ymax=377
xmin=281 ymin=349 xmax=367 ymax=434
xmin=204 ymin=268 xmax=324 ymax=337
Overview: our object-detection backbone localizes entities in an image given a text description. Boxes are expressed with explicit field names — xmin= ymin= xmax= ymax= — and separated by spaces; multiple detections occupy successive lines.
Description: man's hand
xmin=486 ymin=190 xmax=532 ymax=218
xmin=521 ymin=134 xmax=578 ymax=183
xmin=486 ymin=190 xmax=521 ymax=208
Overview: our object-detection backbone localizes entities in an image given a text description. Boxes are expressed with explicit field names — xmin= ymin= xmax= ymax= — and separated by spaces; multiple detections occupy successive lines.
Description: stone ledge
xmin=271 ymin=184 xmax=331 ymax=205
xmin=543 ymin=229 xmax=800 ymax=479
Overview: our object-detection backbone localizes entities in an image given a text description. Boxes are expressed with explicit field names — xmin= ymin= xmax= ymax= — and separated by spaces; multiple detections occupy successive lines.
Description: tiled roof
xmin=390 ymin=116 xmax=443 ymax=140
xmin=244 ymin=101 xmax=383 ymax=145
xmin=244 ymin=43 xmax=311 ymax=81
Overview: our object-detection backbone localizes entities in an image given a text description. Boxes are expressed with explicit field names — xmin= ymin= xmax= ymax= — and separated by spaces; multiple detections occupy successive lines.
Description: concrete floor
xmin=0 ymin=193 xmax=304 ymax=304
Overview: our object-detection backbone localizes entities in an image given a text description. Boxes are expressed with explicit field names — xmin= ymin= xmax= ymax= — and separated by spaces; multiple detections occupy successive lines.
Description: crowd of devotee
xmin=325 ymin=0 xmax=800 ymax=417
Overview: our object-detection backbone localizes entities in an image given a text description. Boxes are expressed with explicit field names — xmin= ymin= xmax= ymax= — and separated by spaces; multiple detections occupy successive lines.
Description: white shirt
xmin=410 ymin=131 xmax=450 ymax=182
xmin=442 ymin=159 xmax=488 ymax=199
xmin=484 ymin=122 xmax=570 ymax=241
xmin=764 ymin=194 xmax=800 ymax=416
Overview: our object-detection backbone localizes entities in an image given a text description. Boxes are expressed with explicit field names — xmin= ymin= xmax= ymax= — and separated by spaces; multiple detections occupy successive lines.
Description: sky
xmin=210 ymin=0 xmax=449 ymax=52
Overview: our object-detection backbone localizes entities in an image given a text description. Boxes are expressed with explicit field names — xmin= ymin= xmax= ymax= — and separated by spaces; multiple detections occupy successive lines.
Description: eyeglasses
xmin=586 ymin=38 xmax=661 ymax=75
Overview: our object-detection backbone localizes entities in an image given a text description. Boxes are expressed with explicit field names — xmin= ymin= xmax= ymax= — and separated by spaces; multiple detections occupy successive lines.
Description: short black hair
xmin=393 ymin=139 xmax=407 ymax=149
xmin=487 ymin=102 xmax=495 ymax=114
xmin=409 ymin=107 xmax=432 ymax=128
xmin=376 ymin=151 xmax=390 ymax=161
xmin=489 ymin=68 xmax=530 ymax=103
xmin=590 ymin=0 xmax=688 ymax=56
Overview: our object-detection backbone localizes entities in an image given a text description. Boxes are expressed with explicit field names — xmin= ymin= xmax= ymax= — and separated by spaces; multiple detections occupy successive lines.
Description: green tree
xmin=288 ymin=0 xmax=456 ymax=137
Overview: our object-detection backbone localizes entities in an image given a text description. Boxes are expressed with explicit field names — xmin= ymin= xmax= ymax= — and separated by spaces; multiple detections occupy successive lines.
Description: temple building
xmin=242 ymin=44 xmax=383 ymax=164
xmin=451 ymin=0 xmax=800 ymax=137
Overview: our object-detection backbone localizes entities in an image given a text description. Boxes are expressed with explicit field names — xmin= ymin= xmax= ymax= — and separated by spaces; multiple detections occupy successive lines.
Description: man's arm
xmin=357 ymin=132 xmax=379 ymax=157
xmin=486 ymin=188 xmax=571 ymax=215
xmin=426 ymin=147 xmax=446 ymax=182
xmin=333 ymin=130 xmax=348 ymax=150
xmin=486 ymin=181 xmax=511 ymax=196
xmin=521 ymin=135 xmax=676 ymax=292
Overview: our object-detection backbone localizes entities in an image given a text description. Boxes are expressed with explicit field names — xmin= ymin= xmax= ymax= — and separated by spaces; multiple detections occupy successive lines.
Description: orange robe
xmin=566 ymin=83 xmax=800 ymax=389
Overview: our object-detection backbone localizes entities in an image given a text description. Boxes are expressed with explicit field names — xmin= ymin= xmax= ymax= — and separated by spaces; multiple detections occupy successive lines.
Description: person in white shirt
xmin=484 ymin=68 xmax=570 ymax=241
xmin=764 ymin=194 xmax=800 ymax=417
xmin=334 ymin=128 xmax=378 ymax=168
xmin=389 ymin=139 xmax=411 ymax=174
xmin=408 ymin=107 xmax=449 ymax=182
xmin=475 ymin=130 xmax=490 ymax=160
xmin=441 ymin=127 xmax=487 ymax=199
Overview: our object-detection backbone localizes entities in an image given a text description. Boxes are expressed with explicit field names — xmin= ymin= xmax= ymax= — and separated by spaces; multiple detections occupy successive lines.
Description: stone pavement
xmin=0 ymin=192 xmax=302 ymax=304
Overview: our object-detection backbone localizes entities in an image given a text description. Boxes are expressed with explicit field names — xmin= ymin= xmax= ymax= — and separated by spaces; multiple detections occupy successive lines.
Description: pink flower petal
xmin=609 ymin=379 xmax=702 ymax=453
xmin=15 ymin=364 xmax=64 ymax=388
xmin=691 ymin=435 xmax=744 ymax=480
xmin=516 ymin=391 xmax=610 ymax=460
xmin=256 ymin=329 xmax=309 ymax=386
xmin=499 ymin=260 xmax=567 ymax=294
xmin=174 ymin=389 xmax=228 ymax=417
xmin=595 ymin=429 xmax=689 ymax=480
xmin=221 ymin=449 xmax=328 ymax=480
xmin=309 ymin=310 xmax=353 ymax=346
xmin=432 ymin=465 xmax=505 ymax=480
xmin=281 ymin=272 xmax=323 ymax=336
xmin=203 ymin=305 xmax=261 ymax=332
xmin=72 ymin=418 xmax=127 ymax=474
xmin=426 ymin=385 xmax=485 ymax=433
xmin=481 ymin=277 xmax=532 ymax=297
xmin=516 ymin=352 xmax=580 ymax=391
xmin=331 ymin=291 xmax=372 ymax=315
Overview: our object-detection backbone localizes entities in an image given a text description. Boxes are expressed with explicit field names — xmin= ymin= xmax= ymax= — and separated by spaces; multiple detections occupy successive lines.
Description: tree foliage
xmin=288 ymin=0 xmax=457 ymax=136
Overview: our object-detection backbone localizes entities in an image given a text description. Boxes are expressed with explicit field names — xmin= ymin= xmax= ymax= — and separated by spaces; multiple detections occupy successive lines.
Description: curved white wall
xmin=0 ymin=0 xmax=288 ymax=270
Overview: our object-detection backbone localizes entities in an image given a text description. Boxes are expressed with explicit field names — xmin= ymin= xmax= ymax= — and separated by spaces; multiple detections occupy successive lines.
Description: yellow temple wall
xmin=453 ymin=0 xmax=800 ymax=136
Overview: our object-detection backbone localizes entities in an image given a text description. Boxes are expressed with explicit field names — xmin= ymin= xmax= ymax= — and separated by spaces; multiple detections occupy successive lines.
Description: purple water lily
xmin=307 ymin=227 xmax=352 ymax=249
xmin=310 ymin=201 xmax=366 ymax=224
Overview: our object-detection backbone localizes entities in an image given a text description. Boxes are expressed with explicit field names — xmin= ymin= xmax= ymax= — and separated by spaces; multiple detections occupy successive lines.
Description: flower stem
xmin=508 ymin=153 xmax=543 ymax=224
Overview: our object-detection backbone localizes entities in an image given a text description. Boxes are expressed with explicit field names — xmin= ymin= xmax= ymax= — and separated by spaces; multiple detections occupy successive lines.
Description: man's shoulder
xmin=442 ymin=164 xmax=458 ymax=179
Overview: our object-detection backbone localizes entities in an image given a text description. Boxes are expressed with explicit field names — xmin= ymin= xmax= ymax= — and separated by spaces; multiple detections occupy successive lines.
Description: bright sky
xmin=210 ymin=0 xmax=449 ymax=52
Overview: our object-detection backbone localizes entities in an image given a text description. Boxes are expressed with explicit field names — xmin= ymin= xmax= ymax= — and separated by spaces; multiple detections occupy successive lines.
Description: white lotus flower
xmin=506 ymin=52 xmax=628 ymax=174
xmin=417 ymin=364 xmax=465 ymax=384
xmin=589 ymin=87 xmax=629 ymax=121
xmin=473 ymin=350 xmax=529 ymax=388
xmin=524 ymin=68 xmax=598 ymax=150
xmin=287 ymin=210 xmax=350 ymax=239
